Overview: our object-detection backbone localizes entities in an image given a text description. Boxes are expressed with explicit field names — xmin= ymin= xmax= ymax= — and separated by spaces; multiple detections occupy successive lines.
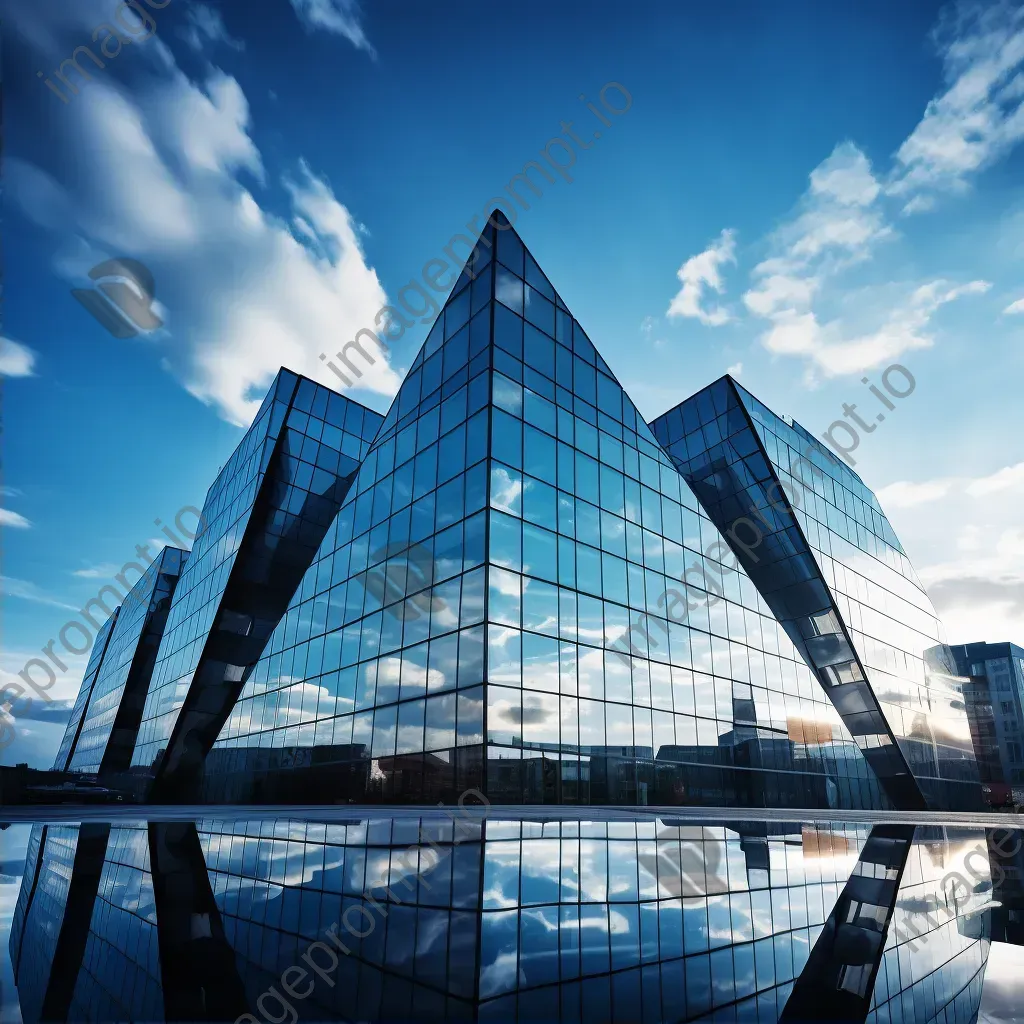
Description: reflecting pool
xmin=1 ymin=811 xmax=1022 ymax=1022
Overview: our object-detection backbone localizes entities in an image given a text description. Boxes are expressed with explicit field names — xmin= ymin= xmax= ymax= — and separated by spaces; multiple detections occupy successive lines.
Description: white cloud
xmin=740 ymin=142 xmax=937 ymax=379
xmin=880 ymin=460 xmax=1024 ymax=643
xmin=889 ymin=3 xmax=1024 ymax=206
xmin=5 ymin=34 xmax=399 ymax=426
xmin=876 ymin=479 xmax=955 ymax=508
xmin=740 ymin=10 xmax=1024 ymax=381
xmin=0 ymin=509 xmax=31 ymax=529
xmin=0 ymin=336 xmax=36 ymax=377
xmin=71 ymin=563 xmax=120 ymax=579
xmin=288 ymin=0 xmax=374 ymax=55
xmin=810 ymin=142 xmax=882 ymax=206
xmin=726 ymin=362 xmax=743 ymax=376
xmin=753 ymin=142 xmax=891 ymax=282
xmin=964 ymin=459 xmax=1024 ymax=496
xmin=181 ymin=4 xmax=245 ymax=53
xmin=742 ymin=273 xmax=818 ymax=318
xmin=757 ymin=277 xmax=990 ymax=379
xmin=881 ymin=460 xmax=1024 ymax=510
xmin=1003 ymin=296 xmax=1024 ymax=314
xmin=667 ymin=229 xmax=737 ymax=326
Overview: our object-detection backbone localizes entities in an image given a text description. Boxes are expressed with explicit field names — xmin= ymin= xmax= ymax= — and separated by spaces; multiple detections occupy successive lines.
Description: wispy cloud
xmin=667 ymin=229 xmax=737 ymax=326
xmin=0 ymin=509 xmax=31 ymax=529
xmin=287 ymin=0 xmax=375 ymax=56
xmin=757 ymin=277 xmax=990 ymax=381
xmin=879 ymin=459 xmax=1024 ymax=643
xmin=877 ymin=478 xmax=956 ymax=508
xmin=888 ymin=3 xmax=1024 ymax=209
xmin=1 ymin=649 xmax=88 ymax=708
xmin=741 ymin=132 xmax=995 ymax=380
xmin=964 ymin=459 xmax=1024 ymax=496
xmin=0 ymin=576 xmax=78 ymax=611
xmin=0 ymin=336 xmax=36 ymax=377
xmin=71 ymin=563 xmax=121 ymax=579
xmin=880 ymin=460 xmax=1024 ymax=508
xmin=5 ymin=7 xmax=398 ymax=427
xmin=1003 ymin=296 xmax=1024 ymax=314
xmin=715 ymin=6 xmax=1024 ymax=382
xmin=181 ymin=3 xmax=245 ymax=53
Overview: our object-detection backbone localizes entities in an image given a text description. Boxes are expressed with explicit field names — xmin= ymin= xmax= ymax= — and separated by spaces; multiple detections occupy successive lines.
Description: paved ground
xmin=2 ymin=803 xmax=1022 ymax=829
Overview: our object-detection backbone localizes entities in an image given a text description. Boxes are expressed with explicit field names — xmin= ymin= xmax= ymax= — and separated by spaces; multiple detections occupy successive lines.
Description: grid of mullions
xmin=867 ymin=831 xmax=993 ymax=1024
xmin=193 ymin=818 xmax=870 ymax=1022
xmin=198 ymin=816 xmax=484 ymax=1014
xmin=8 ymin=823 xmax=44 ymax=966
xmin=133 ymin=375 xmax=381 ymax=769
xmin=481 ymin=241 xmax=879 ymax=795
xmin=742 ymin=397 xmax=975 ymax=786
xmin=68 ymin=826 xmax=162 ymax=1024
xmin=70 ymin=549 xmax=182 ymax=772
xmin=131 ymin=393 xmax=277 ymax=767
xmin=664 ymin=379 xmax=977 ymax=800
xmin=10 ymin=827 xmax=81 ymax=1023
xmin=215 ymin=296 xmax=495 ymax=759
xmin=53 ymin=611 xmax=118 ymax=769
xmin=204 ymin=223 xmax=892 ymax=806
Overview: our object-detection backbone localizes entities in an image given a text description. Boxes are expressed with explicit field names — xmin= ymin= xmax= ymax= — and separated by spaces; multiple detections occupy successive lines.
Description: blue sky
xmin=2 ymin=0 xmax=1023 ymax=768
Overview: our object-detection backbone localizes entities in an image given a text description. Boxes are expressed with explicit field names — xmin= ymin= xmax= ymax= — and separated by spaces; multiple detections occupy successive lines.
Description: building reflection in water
xmin=9 ymin=813 xmax=1019 ymax=1022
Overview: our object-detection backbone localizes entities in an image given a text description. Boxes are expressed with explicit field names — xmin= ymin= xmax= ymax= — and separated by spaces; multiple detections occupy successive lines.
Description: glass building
xmin=948 ymin=641 xmax=1024 ymax=805
xmin=58 ymin=216 xmax=980 ymax=812
xmin=8 ymin=810 xmax=1008 ymax=1023
xmin=650 ymin=376 xmax=980 ymax=811
xmin=198 ymin=216 xmax=895 ymax=810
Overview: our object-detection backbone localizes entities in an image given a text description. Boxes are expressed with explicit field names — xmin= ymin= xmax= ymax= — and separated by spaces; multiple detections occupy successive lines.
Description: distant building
xmin=948 ymin=641 xmax=1024 ymax=806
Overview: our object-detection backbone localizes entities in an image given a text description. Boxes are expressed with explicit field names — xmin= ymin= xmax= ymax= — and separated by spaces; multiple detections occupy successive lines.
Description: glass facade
xmin=8 ymin=823 xmax=113 ymax=1024
xmin=199 ymin=216 xmax=889 ymax=810
xmin=52 ymin=610 xmax=120 ymax=771
xmin=650 ymin=377 xmax=981 ymax=811
xmin=66 ymin=826 xmax=163 ymax=1024
xmin=8 ymin=810 xmax=1013 ymax=1023
xmin=67 ymin=546 xmax=187 ymax=774
xmin=129 ymin=370 xmax=383 ymax=797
